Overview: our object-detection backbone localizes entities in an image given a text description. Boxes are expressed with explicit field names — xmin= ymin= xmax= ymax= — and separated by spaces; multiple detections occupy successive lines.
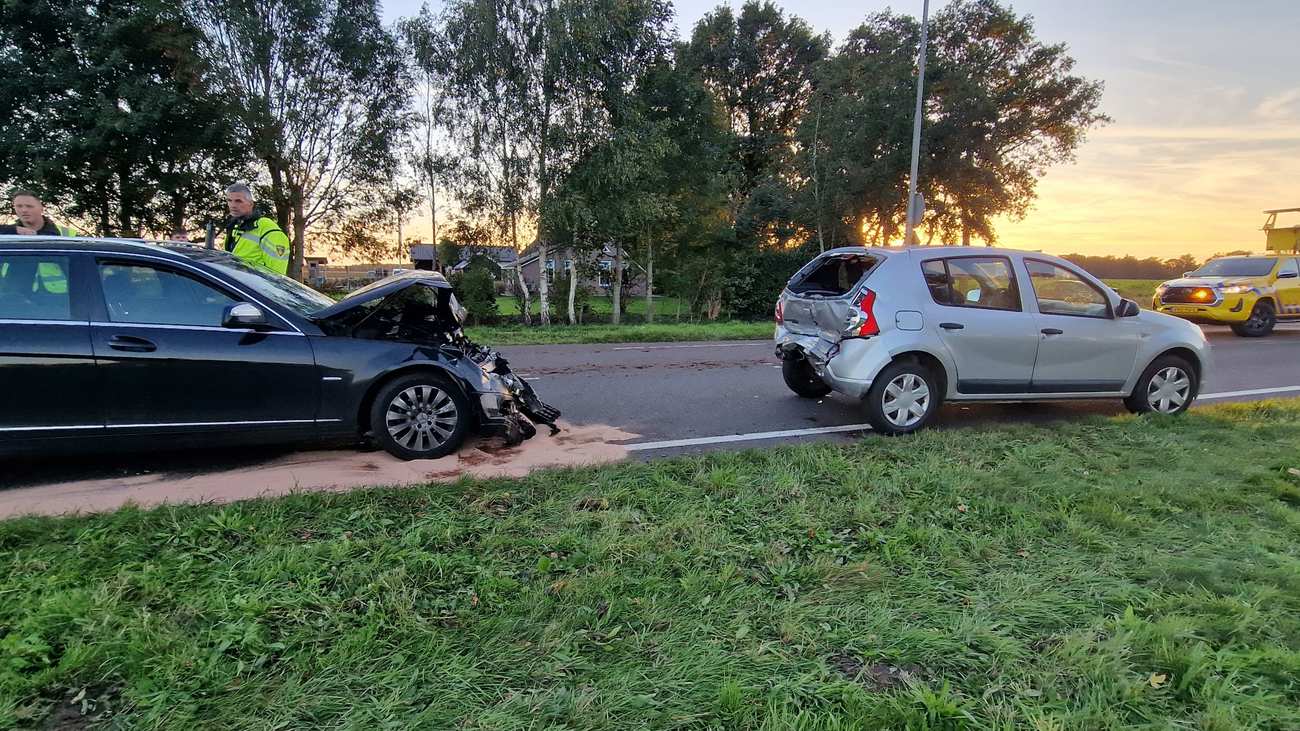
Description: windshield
xmin=180 ymin=249 xmax=335 ymax=315
xmin=1191 ymin=257 xmax=1277 ymax=278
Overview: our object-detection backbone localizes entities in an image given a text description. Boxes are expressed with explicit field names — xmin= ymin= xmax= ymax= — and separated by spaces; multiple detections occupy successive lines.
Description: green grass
xmin=5 ymin=401 xmax=1300 ymax=729
xmin=495 ymin=295 xmax=686 ymax=318
xmin=1104 ymin=279 xmax=1164 ymax=304
xmin=465 ymin=320 xmax=771 ymax=346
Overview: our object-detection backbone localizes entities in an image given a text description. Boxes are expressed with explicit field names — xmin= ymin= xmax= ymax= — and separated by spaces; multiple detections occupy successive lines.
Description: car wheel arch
xmin=357 ymin=363 xmax=477 ymax=437
xmin=887 ymin=350 xmax=950 ymax=397
xmin=1138 ymin=346 xmax=1202 ymax=387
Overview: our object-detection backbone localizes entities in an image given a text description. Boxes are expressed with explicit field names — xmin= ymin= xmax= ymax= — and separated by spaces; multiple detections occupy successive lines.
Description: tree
xmin=400 ymin=6 xmax=458 ymax=264
xmin=432 ymin=0 xmax=538 ymax=321
xmin=543 ymin=0 xmax=676 ymax=324
xmin=681 ymin=2 xmax=828 ymax=240
xmin=922 ymin=0 xmax=1109 ymax=245
xmin=792 ymin=12 xmax=918 ymax=247
xmin=190 ymin=0 xmax=411 ymax=279
xmin=0 ymin=0 xmax=249 ymax=236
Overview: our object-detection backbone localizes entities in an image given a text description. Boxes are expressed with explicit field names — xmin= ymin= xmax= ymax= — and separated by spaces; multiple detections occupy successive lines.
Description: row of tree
xmin=1062 ymin=251 xmax=1253 ymax=280
xmin=1 ymin=0 xmax=1109 ymax=322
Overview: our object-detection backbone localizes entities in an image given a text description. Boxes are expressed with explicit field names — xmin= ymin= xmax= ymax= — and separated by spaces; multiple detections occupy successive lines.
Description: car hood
xmin=310 ymin=271 xmax=463 ymax=323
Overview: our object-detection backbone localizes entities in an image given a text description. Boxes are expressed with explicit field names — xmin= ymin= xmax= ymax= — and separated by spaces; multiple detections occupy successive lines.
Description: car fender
xmin=1122 ymin=314 xmax=1212 ymax=394
xmin=826 ymin=331 xmax=958 ymax=399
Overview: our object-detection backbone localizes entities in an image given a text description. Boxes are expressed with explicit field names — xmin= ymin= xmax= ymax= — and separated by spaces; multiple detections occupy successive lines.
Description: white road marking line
xmin=611 ymin=342 xmax=766 ymax=351
xmin=1200 ymin=385 xmax=1300 ymax=400
xmin=626 ymin=423 xmax=871 ymax=451
xmin=624 ymin=385 xmax=1300 ymax=452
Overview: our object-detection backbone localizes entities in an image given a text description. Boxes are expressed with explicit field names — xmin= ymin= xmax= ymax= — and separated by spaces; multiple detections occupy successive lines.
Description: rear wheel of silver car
xmin=865 ymin=361 xmax=942 ymax=435
xmin=1125 ymin=355 xmax=1197 ymax=416
xmin=1230 ymin=301 xmax=1275 ymax=337
xmin=782 ymin=356 xmax=832 ymax=398
xmin=369 ymin=373 xmax=471 ymax=460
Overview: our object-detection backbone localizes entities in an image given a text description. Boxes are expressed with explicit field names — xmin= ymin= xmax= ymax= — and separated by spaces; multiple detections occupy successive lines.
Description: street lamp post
xmin=903 ymin=0 xmax=930 ymax=247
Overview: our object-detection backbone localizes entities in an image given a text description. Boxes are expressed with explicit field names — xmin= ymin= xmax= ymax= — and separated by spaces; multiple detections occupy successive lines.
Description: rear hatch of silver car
xmin=779 ymin=251 xmax=885 ymax=360
xmin=782 ymin=252 xmax=883 ymax=334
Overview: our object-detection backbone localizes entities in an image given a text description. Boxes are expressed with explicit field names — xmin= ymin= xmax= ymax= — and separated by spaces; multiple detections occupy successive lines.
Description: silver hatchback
xmin=775 ymin=247 xmax=1212 ymax=434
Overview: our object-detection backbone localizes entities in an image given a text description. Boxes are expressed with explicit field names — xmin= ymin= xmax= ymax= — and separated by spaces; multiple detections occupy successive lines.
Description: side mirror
xmin=223 ymin=302 xmax=267 ymax=328
xmin=1116 ymin=298 xmax=1140 ymax=318
xmin=965 ymin=289 xmax=981 ymax=303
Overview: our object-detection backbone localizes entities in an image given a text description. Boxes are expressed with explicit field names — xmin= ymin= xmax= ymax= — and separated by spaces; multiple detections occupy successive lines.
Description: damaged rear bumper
xmin=775 ymin=327 xmax=894 ymax=400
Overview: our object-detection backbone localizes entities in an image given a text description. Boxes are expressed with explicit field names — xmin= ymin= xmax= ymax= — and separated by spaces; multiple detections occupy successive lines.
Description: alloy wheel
xmin=385 ymin=385 xmax=459 ymax=454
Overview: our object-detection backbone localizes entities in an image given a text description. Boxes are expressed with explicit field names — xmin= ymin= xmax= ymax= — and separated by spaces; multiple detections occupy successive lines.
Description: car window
xmin=0 ymin=254 xmax=72 ymax=320
xmin=98 ymin=261 xmax=239 ymax=326
xmin=1279 ymin=258 xmax=1299 ymax=278
xmin=788 ymin=254 xmax=880 ymax=296
xmin=1026 ymin=259 xmax=1110 ymax=318
xmin=921 ymin=257 xmax=1021 ymax=312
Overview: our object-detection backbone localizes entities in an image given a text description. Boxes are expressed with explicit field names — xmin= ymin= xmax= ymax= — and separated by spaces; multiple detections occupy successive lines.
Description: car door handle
xmin=939 ymin=322 xmax=965 ymax=330
xmin=108 ymin=335 xmax=157 ymax=353
xmin=1041 ymin=328 xmax=1063 ymax=336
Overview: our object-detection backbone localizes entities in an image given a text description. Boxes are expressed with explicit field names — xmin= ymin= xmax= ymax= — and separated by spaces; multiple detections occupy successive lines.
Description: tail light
xmin=775 ymin=298 xmax=784 ymax=324
xmin=851 ymin=289 xmax=880 ymax=337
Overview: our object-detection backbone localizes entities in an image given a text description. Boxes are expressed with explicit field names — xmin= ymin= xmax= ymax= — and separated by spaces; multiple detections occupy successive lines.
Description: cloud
xmin=994 ymin=118 xmax=1300 ymax=259
xmin=1255 ymin=88 xmax=1300 ymax=122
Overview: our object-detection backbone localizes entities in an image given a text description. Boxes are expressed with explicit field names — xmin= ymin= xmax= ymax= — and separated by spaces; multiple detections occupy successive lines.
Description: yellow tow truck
xmin=1151 ymin=208 xmax=1300 ymax=337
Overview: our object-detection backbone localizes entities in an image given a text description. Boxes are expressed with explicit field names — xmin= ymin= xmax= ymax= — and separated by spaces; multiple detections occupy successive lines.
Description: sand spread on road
xmin=0 ymin=421 xmax=637 ymax=519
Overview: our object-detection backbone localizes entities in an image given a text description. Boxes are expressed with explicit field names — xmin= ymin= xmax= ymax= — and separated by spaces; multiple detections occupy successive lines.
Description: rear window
xmin=788 ymin=254 xmax=879 ymax=297
xmin=921 ymin=257 xmax=1021 ymax=312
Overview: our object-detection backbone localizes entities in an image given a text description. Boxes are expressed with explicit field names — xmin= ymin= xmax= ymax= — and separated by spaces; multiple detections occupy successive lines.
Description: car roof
xmin=819 ymin=244 xmax=1064 ymax=259
xmin=0 ymin=235 xmax=228 ymax=263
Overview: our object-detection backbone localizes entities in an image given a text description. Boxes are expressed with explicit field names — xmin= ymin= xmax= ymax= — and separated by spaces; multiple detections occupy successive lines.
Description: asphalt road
xmin=6 ymin=324 xmax=1299 ymax=493
xmin=503 ymin=324 xmax=1300 ymax=456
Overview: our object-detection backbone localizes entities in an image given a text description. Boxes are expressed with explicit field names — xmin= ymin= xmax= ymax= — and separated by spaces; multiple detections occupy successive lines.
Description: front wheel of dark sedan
xmin=1124 ymin=355 xmax=1198 ymax=416
xmin=864 ymin=360 xmax=942 ymax=436
xmin=370 ymin=373 xmax=471 ymax=460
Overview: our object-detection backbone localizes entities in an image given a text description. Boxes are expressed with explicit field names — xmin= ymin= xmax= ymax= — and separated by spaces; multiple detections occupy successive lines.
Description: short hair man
xmin=0 ymin=189 xmax=76 ymax=236
xmin=169 ymin=228 xmax=190 ymax=242
xmin=222 ymin=183 xmax=290 ymax=276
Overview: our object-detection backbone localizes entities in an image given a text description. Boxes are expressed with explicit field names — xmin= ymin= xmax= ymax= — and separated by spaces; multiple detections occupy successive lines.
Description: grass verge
xmin=5 ymin=401 xmax=1300 ymax=729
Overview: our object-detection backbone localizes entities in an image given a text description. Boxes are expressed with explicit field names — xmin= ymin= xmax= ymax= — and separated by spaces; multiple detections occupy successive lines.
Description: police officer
xmin=0 ymin=189 xmax=76 ymax=236
xmin=222 ymin=183 xmax=290 ymax=276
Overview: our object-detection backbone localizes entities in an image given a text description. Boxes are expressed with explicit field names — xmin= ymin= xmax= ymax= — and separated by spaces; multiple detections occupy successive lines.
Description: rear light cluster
xmin=852 ymin=289 xmax=880 ymax=337
xmin=774 ymin=299 xmax=784 ymax=324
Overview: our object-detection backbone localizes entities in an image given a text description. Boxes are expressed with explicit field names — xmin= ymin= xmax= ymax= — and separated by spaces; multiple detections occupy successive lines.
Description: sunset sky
xmin=383 ymin=0 xmax=1300 ymax=260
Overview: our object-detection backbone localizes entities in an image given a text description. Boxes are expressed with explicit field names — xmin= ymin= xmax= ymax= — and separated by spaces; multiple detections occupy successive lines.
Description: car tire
xmin=782 ymin=356 xmax=832 ymax=398
xmin=1124 ymin=355 xmax=1198 ymax=416
xmin=864 ymin=359 xmax=942 ymax=435
xmin=369 ymin=372 xmax=471 ymax=460
xmin=1230 ymin=301 xmax=1276 ymax=337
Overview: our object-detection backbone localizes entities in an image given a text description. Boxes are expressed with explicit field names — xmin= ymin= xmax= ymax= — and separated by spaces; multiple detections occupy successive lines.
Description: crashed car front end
xmin=312 ymin=271 xmax=561 ymax=446
xmin=459 ymin=340 xmax=562 ymax=443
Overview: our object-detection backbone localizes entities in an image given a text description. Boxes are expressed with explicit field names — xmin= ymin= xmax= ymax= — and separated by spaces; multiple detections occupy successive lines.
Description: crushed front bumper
xmin=474 ymin=362 xmax=561 ymax=445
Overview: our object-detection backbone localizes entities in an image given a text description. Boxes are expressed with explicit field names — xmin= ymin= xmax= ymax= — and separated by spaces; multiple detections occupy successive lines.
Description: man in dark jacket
xmin=0 ymin=189 xmax=76 ymax=236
